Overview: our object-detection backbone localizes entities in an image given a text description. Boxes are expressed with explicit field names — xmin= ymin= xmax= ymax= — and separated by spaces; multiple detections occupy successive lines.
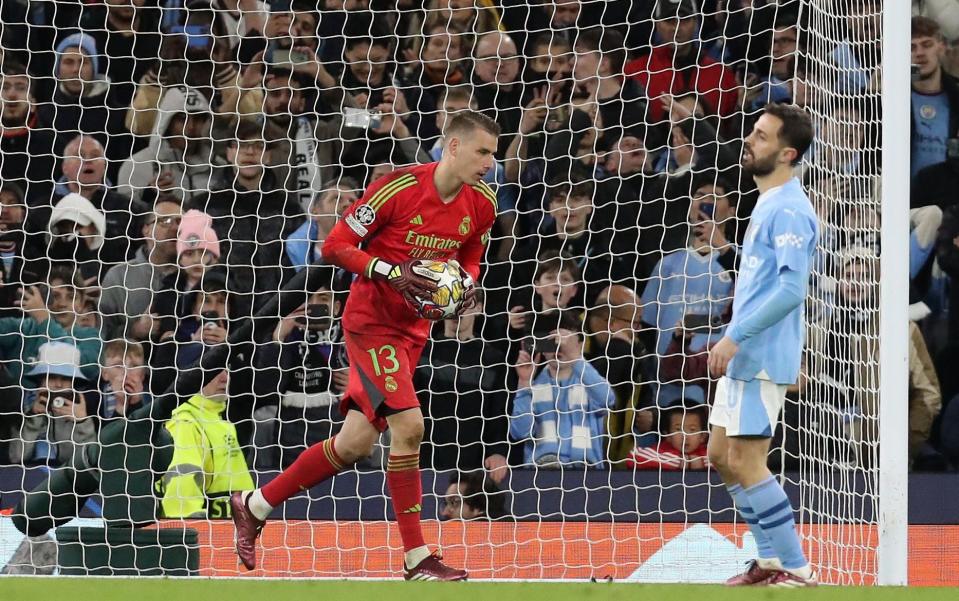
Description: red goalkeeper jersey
xmin=323 ymin=162 xmax=497 ymax=345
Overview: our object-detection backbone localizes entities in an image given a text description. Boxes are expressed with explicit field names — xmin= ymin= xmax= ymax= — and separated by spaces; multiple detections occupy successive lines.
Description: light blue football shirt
xmin=726 ymin=177 xmax=819 ymax=384
xmin=640 ymin=248 xmax=735 ymax=356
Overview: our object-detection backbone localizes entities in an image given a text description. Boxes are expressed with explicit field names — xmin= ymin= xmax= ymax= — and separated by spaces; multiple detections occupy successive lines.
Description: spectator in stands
xmin=937 ymin=203 xmax=959 ymax=340
xmin=573 ymin=28 xmax=645 ymax=145
xmin=235 ymin=44 xmax=357 ymax=211
xmin=509 ymin=314 xmax=614 ymax=469
xmin=506 ymin=253 xmax=583 ymax=348
xmin=152 ymin=266 xmax=230 ymax=380
xmin=150 ymin=209 xmax=222 ymax=345
xmin=254 ymin=269 xmax=347 ymax=467
xmin=79 ymin=0 xmax=162 ymax=107
xmin=52 ymin=135 xmax=138 ymax=266
xmin=810 ymin=249 xmax=942 ymax=468
xmin=125 ymin=1 xmax=252 ymax=136
xmin=745 ymin=19 xmax=804 ymax=112
xmin=285 ymin=180 xmax=358 ymax=272
xmin=439 ymin=471 xmax=506 ymax=520
xmin=0 ymin=63 xmax=56 ymax=204
xmin=158 ymin=369 xmax=255 ymax=518
xmin=0 ymin=180 xmax=28 ymax=314
xmin=10 ymin=341 xmax=97 ymax=467
xmin=0 ymin=268 xmax=101 ymax=392
xmin=829 ymin=0 xmax=882 ymax=95
xmin=401 ymin=22 xmax=469 ymax=142
xmin=584 ymin=284 xmax=654 ymax=463
xmin=416 ymin=290 xmax=510 ymax=479
xmin=416 ymin=0 xmax=502 ymax=55
xmin=523 ymin=180 xmax=631 ymax=305
xmin=627 ymin=395 xmax=709 ymax=472
xmin=523 ymin=33 xmax=573 ymax=86
xmin=99 ymin=199 xmax=182 ymax=342
xmin=98 ymin=339 xmax=150 ymax=420
xmin=39 ymin=193 xmax=108 ymax=284
xmin=626 ymin=0 xmax=738 ymax=143
xmin=190 ymin=120 xmax=298 ymax=317
xmin=471 ymin=32 xmax=524 ymax=153
xmin=911 ymin=16 xmax=959 ymax=180
xmin=38 ymin=33 xmax=130 ymax=163
xmin=118 ymin=85 xmax=218 ymax=208
xmin=640 ymin=178 xmax=737 ymax=357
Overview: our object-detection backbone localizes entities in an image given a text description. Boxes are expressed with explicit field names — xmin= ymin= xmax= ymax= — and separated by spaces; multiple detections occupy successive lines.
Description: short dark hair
xmin=576 ymin=28 xmax=627 ymax=75
xmin=912 ymin=16 xmax=943 ymax=40
xmin=548 ymin=179 xmax=595 ymax=204
xmin=762 ymin=103 xmax=814 ymax=166
xmin=232 ymin=119 xmax=265 ymax=144
xmin=445 ymin=110 xmax=501 ymax=138
xmin=534 ymin=251 xmax=581 ymax=282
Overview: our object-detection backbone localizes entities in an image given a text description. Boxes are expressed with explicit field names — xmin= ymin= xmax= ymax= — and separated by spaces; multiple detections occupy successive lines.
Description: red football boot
xmin=403 ymin=551 xmax=468 ymax=581
xmin=230 ymin=491 xmax=265 ymax=570
xmin=725 ymin=560 xmax=778 ymax=586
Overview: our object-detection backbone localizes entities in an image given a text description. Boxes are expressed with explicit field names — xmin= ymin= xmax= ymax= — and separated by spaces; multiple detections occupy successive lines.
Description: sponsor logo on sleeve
xmin=775 ymin=233 xmax=804 ymax=249
xmin=345 ymin=214 xmax=369 ymax=237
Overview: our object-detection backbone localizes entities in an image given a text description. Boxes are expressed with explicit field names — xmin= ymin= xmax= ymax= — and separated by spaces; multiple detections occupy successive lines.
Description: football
xmin=411 ymin=259 xmax=467 ymax=320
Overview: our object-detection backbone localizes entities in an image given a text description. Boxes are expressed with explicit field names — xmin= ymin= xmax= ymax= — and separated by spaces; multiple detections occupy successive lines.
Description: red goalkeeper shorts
xmin=339 ymin=329 xmax=425 ymax=432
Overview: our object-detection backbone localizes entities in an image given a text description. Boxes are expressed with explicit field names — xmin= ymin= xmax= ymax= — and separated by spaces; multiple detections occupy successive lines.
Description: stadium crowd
xmin=0 ymin=0 xmax=955 ymax=519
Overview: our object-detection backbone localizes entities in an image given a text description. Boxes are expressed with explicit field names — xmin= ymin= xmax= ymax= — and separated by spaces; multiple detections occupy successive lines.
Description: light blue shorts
xmin=708 ymin=375 xmax=788 ymax=437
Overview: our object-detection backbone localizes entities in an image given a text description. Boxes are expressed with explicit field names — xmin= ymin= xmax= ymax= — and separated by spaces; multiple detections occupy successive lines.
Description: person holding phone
xmin=640 ymin=175 xmax=738 ymax=358
xmin=10 ymin=341 xmax=96 ymax=467
xmin=253 ymin=268 xmax=347 ymax=467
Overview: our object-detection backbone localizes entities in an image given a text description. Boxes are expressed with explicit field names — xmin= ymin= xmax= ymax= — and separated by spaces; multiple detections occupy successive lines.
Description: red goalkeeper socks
xmin=261 ymin=437 xmax=348 ymax=507
xmin=386 ymin=453 xmax=426 ymax=552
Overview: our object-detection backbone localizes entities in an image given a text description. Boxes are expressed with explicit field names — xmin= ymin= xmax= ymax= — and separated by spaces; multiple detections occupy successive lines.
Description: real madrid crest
xmin=459 ymin=216 xmax=471 ymax=236
xmin=384 ymin=375 xmax=398 ymax=393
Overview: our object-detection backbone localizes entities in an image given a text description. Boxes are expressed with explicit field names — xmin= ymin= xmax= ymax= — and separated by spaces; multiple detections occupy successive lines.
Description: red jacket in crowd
xmin=627 ymin=442 xmax=710 ymax=471
xmin=625 ymin=45 xmax=739 ymax=123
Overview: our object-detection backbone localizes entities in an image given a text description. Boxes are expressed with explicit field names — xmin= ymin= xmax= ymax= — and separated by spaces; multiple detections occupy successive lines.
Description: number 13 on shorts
xmin=341 ymin=331 xmax=424 ymax=430
xmin=367 ymin=345 xmax=400 ymax=376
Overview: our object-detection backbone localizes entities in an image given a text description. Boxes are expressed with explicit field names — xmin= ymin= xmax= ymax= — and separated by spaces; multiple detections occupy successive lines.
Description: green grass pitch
xmin=1 ymin=579 xmax=958 ymax=601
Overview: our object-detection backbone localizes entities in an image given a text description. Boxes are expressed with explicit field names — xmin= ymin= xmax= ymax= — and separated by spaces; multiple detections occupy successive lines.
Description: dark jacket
xmin=415 ymin=331 xmax=510 ymax=471
xmin=37 ymin=81 xmax=133 ymax=165
xmin=0 ymin=119 xmax=56 ymax=205
xmin=253 ymin=323 xmax=346 ymax=467
xmin=189 ymin=168 xmax=300 ymax=317
xmin=937 ymin=204 xmax=959 ymax=338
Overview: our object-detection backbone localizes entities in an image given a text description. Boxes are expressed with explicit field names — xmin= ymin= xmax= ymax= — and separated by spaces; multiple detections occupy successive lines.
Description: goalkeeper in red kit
xmin=230 ymin=112 xmax=500 ymax=581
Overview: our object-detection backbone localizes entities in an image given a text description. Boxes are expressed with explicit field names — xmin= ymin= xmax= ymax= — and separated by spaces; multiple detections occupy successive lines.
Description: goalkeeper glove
xmin=367 ymin=258 xmax=438 ymax=307
xmin=447 ymin=259 xmax=476 ymax=316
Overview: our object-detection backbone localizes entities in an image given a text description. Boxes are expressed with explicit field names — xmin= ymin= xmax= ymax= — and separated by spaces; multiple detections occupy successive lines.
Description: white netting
xmin=0 ymin=0 xmax=898 ymax=583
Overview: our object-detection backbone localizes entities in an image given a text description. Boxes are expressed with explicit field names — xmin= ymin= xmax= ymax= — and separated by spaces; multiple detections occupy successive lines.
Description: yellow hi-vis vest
xmin=156 ymin=394 xmax=255 ymax=518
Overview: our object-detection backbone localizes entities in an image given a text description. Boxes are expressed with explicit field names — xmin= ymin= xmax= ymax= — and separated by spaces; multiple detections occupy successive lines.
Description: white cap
xmin=48 ymin=193 xmax=106 ymax=250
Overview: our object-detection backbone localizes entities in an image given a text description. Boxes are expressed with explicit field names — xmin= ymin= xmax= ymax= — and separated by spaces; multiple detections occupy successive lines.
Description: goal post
xmin=878 ymin=0 xmax=910 ymax=586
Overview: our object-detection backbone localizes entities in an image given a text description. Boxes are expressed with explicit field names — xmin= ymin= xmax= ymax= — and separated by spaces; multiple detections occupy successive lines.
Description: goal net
xmin=0 ymin=0 xmax=896 ymax=584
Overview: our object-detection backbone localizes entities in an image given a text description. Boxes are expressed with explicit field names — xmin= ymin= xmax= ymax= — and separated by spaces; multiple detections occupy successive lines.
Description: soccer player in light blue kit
xmin=707 ymin=103 xmax=819 ymax=587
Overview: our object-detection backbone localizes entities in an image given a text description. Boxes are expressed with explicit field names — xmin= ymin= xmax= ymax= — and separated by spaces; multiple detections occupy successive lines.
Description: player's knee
xmin=707 ymin=441 xmax=728 ymax=472
xmin=336 ymin=434 xmax=377 ymax=463
xmin=401 ymin=421 xmax=424 ymax=448
xmin=724 ymin=444 xmax=762 ymax=479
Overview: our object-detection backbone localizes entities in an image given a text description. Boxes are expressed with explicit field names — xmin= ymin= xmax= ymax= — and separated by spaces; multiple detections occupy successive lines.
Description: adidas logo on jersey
xmin=409 ymin=214 xmax=424 ymax=225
